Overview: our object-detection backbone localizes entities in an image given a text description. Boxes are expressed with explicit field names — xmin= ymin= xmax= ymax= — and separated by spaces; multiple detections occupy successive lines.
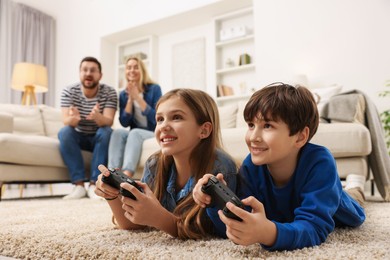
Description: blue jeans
xmin=58 ymin=126 xmax=112 ymax=183
xmin=108 ymin=128 xmax=154 ymax=173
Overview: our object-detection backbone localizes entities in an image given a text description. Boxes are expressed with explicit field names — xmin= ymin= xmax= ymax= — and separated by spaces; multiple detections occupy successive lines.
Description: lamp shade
xmin=11 ymin=62 xmax=48 ymax=93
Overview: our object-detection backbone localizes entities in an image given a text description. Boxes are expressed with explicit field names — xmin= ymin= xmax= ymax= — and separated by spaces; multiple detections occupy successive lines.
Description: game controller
xmin=101 ymin=168 xmax=143 ymax=200
xmin=201 ymin=176 xmax=244 ymax=221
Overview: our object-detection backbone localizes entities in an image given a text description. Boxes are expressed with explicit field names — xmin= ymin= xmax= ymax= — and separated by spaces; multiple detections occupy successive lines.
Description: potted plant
xmin=379 ymin=80 xmax=390 ymax=155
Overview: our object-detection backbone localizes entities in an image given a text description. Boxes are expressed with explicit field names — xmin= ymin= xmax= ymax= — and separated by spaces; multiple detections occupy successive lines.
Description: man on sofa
xmin=58 ymin=56 xmax=118 ymax=199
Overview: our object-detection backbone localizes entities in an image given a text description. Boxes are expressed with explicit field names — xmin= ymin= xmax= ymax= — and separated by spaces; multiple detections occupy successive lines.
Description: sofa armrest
xmin=0 ymin=112 xmax=13 ymax=133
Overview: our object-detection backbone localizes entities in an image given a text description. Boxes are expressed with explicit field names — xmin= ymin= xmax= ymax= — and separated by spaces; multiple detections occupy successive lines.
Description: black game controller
xmin=101 ymin=168 xmax=143 ymax=200
xmin=201 ymin=176 xmax=244 ymax=221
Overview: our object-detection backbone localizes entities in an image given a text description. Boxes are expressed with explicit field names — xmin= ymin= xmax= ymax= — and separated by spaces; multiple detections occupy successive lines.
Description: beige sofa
xmin=139 ymin=100 xmax=372 ymax=180
xmin=0 ymin=104 xmax=91 ymax=199
xmin=0 ymin=100 xmax=371 ymax=199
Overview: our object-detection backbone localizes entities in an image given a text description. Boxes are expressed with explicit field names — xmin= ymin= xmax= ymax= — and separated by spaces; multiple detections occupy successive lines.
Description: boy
xmin=193 ymin=82 xmax=365 ymax=251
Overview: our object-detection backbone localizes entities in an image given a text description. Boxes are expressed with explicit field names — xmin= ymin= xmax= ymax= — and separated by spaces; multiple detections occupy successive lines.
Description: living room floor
xmin=0 ymin=181 xmax=382 ymax=201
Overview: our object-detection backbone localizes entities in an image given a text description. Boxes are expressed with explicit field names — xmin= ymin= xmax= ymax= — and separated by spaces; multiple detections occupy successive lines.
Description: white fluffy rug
xmin=0 ymin=198 xmax=389 ymax=259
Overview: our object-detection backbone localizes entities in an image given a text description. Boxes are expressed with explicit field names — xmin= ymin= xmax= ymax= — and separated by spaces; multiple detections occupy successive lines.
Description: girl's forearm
xmin=152 ymin=208 xmax=179 ymax=237
xmin=107 ymin=197 xmax=143 ymax=230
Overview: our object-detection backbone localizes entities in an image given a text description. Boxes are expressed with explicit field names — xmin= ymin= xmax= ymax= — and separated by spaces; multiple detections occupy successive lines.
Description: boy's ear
xmin=200 ymin=122 xmax=212 ymax=139
xmin=296 ymin=126 xmax=309 ymax=148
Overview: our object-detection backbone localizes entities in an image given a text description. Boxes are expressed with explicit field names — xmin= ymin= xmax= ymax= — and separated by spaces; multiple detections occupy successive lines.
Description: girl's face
xmin=125 ymin=59 xmax=141 ymax=83
xmin=155 ymin=96 xmax=205 ymax=160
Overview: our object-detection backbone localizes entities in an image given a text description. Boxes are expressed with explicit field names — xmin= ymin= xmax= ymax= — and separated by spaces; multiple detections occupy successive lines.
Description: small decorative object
xmin=219 ymin=28 xmax=232 ymax=41
xmin=239 ymin=53 xmax=251 ymax=66
xmin=239 ymin=82 xmax=247 ymax=94
xmin=219 ymin=26 xmax=247 ymax=41
xmin=225 ymin=58 xmax=235 ymax=68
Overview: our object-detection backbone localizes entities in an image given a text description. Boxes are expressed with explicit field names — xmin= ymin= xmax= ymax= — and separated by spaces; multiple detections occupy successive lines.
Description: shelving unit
xmin=115 ymin=35 xmax=157 ymax=90
xmin=213 ymin=7 xmax=255 ymax=105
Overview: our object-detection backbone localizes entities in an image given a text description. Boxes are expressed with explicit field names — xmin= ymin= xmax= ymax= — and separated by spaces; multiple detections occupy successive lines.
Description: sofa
xmin=0 ymin=95 xmax=372 ymax=199
xmin=0 ymin=104 xmax=92 ymax=199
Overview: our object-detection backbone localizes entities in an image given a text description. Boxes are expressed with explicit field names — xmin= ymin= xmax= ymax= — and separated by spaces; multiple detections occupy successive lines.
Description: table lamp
xmin=11 ymin=62 xmax=48 ymax=105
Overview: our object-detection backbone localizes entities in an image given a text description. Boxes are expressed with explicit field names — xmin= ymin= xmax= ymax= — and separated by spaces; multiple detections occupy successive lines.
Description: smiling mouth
xmin=161 ymin=137 xmax=177 ymax=143
xmin=251 ymin=147 xmax=267 ymax=152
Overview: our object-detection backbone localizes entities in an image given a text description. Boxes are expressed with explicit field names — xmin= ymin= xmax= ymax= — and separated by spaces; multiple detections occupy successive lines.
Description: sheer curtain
xmin=0 ymin=0 xmax=55 ymax=105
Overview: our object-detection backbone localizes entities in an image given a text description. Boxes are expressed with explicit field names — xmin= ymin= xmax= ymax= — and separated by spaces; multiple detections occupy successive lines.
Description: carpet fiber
xmin=0 ymin=198 xmax=389 ymax=259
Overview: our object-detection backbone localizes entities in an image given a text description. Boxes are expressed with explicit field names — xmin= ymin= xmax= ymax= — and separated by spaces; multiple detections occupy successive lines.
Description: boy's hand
xmin=193 ymin=173 xmax=226 ymax=208
xmin=219 ymin=196 xmax=277 ymax=247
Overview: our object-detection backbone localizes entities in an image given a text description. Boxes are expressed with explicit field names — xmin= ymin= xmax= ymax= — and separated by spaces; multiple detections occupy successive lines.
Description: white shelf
xmin=216 ymin=93 xmax=252 ymax=106
xmin=216 ymin=63 xmax=255 ymax=75
xmin=213 ymin=6 xmax=255 ymax=99
xmin=216 ymin=34 xmax=254 ymax=48
xmin=115 ymin=36 xmax=157 ymax=90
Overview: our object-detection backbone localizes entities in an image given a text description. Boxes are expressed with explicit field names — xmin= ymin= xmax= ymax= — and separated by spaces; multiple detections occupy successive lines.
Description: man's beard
xmin=82 ymin=80 xmax=99 ymax=89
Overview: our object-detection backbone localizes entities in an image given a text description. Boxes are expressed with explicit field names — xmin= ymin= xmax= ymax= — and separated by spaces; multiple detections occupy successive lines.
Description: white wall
xmin=14 ymin=0 xmax=219 ymax=106
xmin=14 ymin=0 xmax=390 ymax=112
xmin=254 ymin=0 xmax=390 ymax=112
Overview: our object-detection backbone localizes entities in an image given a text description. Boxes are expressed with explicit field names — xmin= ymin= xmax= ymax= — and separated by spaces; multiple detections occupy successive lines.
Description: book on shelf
xmin=217 ymin=85 xmax=234 ymax=97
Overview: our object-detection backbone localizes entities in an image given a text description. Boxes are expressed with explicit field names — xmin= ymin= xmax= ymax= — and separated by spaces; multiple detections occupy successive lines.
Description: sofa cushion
xmin=310 ymin=85 xmax=343 ymax=112
xmin=311 ymin=122 xmax=371 ymax=157
xmin=335 ymin=157 xmax=368 ymax=179
xmin=40 ymin=105 xmax=63 ymax=138
xmin=0 ymin=104 xmax=45 ymax=136
xmin=0 ymin=133 xmax=91 ymax=168
xmin=218 ymin=103 xmax=238 ymax=129
xmin=0 ymin=112 xmax=13 ymax=133
xmin=236 ymin=100 xmax=248 ymax=128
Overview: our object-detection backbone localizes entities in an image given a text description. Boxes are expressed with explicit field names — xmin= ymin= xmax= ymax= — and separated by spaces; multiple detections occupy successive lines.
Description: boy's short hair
xmin=244 ymin=82 xmax=319 ymax=142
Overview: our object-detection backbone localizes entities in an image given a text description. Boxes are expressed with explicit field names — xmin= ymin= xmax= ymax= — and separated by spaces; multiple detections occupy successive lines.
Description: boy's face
xmin=245 ymin=114 xmax=303 ymax=168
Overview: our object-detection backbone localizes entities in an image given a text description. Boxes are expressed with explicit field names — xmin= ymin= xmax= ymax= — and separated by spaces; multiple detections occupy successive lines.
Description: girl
xmin=95 ymin=88 xmax=238 ymax=239
xmin=108 ymin=56 xmax=162 ymax=177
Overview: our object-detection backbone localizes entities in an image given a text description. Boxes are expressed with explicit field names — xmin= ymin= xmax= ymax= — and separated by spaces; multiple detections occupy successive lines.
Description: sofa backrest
xmin=39 ymin=105 xmax=63 ymax=138
xmin=218 ymin=100 xmax=248 ymax=129
xmin=0 ymin=104 xmax=46 ymax=136
xmin=0 ymin=104 xmax=64 ymax=138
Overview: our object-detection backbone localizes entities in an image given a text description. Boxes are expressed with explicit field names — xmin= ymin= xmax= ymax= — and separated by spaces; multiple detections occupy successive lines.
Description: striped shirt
xmin=61 ymin=83 xmax=118 ymax=134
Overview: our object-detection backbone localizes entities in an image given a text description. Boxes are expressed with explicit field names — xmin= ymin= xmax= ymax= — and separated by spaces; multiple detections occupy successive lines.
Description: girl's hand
xmin=120 ymin=181 xmax=165 ymax=227
xmin=192 ymin=173 xmax=225 ymax=208
xmin=218 ymin=196 xmax=277 ymax=247
xmin=94 ymin=165 xmax=120 ymax=200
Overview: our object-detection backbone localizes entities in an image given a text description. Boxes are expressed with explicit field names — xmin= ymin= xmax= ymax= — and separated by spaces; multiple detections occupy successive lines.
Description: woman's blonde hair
xmin=125 ymin=56 xmax=155 ymax=92
xmin=151 ymin=88 xmax=223 ymax=239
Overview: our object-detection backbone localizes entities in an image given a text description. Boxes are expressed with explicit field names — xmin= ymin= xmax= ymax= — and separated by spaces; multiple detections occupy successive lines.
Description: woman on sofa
xmin=108 ymin=56 xmax=162 ymax=177
xmin=95 ymin=88 xmax=238 ymax=238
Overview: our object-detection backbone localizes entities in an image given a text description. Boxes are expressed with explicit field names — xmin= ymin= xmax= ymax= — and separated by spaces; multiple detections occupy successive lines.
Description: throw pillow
xmin=236 ymin=100 xmax=248 ymax=128
xmin=310 ymin=84 xmax=343 ymax=112
xmin=218 ymin=103 xmax=238 ymax=129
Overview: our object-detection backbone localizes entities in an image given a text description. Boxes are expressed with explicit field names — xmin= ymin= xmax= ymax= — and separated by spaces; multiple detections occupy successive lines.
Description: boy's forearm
xmin=260 ymin=220 xmax=277 ymax=247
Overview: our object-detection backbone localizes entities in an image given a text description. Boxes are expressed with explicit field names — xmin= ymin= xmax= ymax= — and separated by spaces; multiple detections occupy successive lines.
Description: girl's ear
xmin=200 ymin=122 xmax=212 ymax=139
xmin=296 ymin=126 xmax=309 ymax=148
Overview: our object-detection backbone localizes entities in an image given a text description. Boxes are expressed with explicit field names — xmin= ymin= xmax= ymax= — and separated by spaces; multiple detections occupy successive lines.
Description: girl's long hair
xmin=152 ymin=88 xmax=222 ymax=239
